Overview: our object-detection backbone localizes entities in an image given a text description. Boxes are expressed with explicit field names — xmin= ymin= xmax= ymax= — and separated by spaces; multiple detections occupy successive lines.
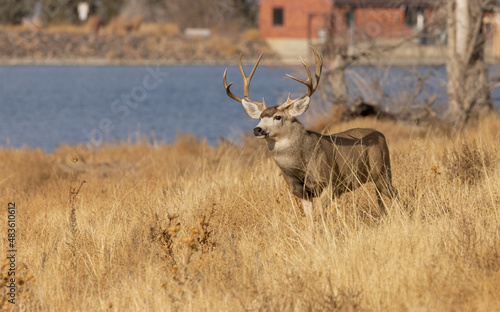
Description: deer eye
xmin=274 ymin=116 xmax=282 ymax=121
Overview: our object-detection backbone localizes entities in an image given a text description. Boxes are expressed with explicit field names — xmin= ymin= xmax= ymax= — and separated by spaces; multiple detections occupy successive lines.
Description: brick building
xmin=259 ymin=0 xmax=442 ymax=42
xmin=259 ymin=0 xmax=333 ymax=40
xmin=258 ymin=0 xmax=445 ymax=62
xmin=259 ymin=0 xmax=500 ymax=62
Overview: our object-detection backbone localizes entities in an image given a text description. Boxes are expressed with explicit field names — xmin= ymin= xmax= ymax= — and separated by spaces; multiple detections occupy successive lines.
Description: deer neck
xmin=265 ymin=121 xmax=308 ymax=154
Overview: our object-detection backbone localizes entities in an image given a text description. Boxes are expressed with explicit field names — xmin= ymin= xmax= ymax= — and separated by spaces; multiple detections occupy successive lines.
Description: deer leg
xmin=375 ymin=190 xmax=387 ymax=215
xmin=301 ymin=198 xmax=314 ymax=231
xmin=317 ymin=188 xmax=332 ymax=218
xmin=379 ymin=163 xmax=398 ymax=199
xmin=377 ymin=176 xmax=398 ymax=200
xmin=373 ymin=177 xmax=398 ymax=215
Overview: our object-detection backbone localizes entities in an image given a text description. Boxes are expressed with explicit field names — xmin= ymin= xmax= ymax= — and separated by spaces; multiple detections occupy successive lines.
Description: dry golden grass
xmin=43 ymin=24 xmax=90 ymax=34
xmin=104 ymin=16 xmax=144 ymax=34
xmin=1 ymin=116 xmax=500 ymax=311
xmin=137 ymin=23 xmax=181 ymax=36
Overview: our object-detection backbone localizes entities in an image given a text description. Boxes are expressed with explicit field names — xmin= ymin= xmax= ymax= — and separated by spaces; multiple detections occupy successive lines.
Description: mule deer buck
xmin=223 ymin=46 xmax=397 ymax=227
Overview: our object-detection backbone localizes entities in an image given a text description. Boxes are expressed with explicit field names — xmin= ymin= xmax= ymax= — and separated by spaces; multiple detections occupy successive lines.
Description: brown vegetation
xmin=0 ymin=24 xmax=273 ymax=64
xmin=1 ymin=114 xmax=500 ymax=311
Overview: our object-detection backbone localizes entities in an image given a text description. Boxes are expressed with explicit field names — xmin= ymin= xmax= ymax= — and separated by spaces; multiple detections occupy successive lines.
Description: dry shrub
xmin=303 ymin=278 xmax=362 ymax=312
xmin=242 ymin=28 xmax=261 ymax=42
xmin=84 ymin=16 xmax=101 ymax=33
xmin=0 ymin=148 xmax=53 ymax=193
xmin=169 ymin=134 xmax=211 ymax=156
xmin=151 ymin=203 xmax=217 ymax=304
xmin=105 ymin=49 xmax=120 ymax=61
xmin=104 ymin=15 xmax=143 ymax=34
xmin=448 ymin=208 xmax=500 ymax=273
xmin=0 ymin=260 xmax=36 ymax=309
xmin=442 ymin=140 xmax=496 ymax=185
xmin=228 ymin=272 xmax=362 ymax=311
xmin=137 ymin=23 xmax=181 ymax=36
xmin=210 ymin=19 xmax=246 ymax=36
xmin=129 ymin=15 xmax=143 ymax=32
xmin=162 ymin=23 xmax=181 ymax=36
xmin=205 ymin=34 xmax=238 ymax=57
xmin=104 ymin=17 xmax=127 ymax=34
xmin=44 ymin=24 xmax=87 ymax=34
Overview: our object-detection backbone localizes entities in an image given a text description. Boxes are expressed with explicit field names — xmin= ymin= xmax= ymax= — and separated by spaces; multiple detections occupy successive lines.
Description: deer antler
xmin=223 ymin=53 xmax=266 ymax=111
xmin=278 ymin=46 xmax=322 ymax=110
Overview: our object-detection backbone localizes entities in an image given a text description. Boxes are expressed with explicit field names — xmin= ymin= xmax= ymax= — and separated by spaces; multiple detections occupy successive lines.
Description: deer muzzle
xmin=253 ymin=127 xmax=267 ymax=138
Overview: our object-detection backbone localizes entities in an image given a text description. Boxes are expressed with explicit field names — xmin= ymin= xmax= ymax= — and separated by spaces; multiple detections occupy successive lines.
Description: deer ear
xmin=241 ymin=99 xmax=263 ymax=119
xmin=287 ymin=96 xmax=310 ymax=116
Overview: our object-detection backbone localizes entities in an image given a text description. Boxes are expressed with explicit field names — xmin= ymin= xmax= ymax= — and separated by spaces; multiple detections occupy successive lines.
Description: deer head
xmin=223 ymin=46 xmax=323 ymax=140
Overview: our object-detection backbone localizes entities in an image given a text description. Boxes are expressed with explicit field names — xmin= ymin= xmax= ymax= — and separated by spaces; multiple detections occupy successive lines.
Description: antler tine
xmin=224 ymin=53 xmax=266 ymax=110
xmin=285 ymin=46 xmax=323 ymax=97
xmin=239 ymin=53 xmax=265 ymax=108
xmin=286 ymin=56 xmax=314 ymax=96
xmin=223 ymin=68 xmax=243 ymax=103
xmin=278 ymin=46 xmax=323 ymax=111
xmin=239 ymin=53 xmax=263 ymax=85
xmin=311 ymin=46 xmax=323 ymax=91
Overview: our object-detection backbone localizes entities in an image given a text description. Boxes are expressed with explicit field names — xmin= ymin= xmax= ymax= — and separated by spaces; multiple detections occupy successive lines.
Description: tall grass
xmin=1 ymin=116 xmax=500 ymax=311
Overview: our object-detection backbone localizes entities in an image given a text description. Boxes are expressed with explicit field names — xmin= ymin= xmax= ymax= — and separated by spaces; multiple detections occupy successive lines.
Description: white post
xmin=77 ymin=2 xmax=89 ymax=22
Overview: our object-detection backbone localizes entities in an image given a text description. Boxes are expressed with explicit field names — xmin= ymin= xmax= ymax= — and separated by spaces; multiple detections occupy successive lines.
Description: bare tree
xmin=321 ymin=1 xmax=444 ymax=112
xmin=0 ymin=0 xmax=36 ymax=24
xmin=320 ymin=1 xmax=498 ymax=126
xmin=325 ymin=42 xmax=350 ymax=109
xmin=156 ymin=0 xmax=257 ymax=29
xmin=323 ymin=39 xmax=377 ymax=110
xmin=446 ymin=0 xmax=495 ymax=125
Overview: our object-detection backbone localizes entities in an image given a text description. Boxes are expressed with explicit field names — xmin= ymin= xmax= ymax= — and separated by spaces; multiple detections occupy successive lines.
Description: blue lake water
xmin=0 ymin=65 xmax=499 ymax=152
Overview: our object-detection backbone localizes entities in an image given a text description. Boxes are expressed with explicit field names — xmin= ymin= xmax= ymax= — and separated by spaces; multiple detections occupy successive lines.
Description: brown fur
xmin=264 ymin=118 xmax=397 ymax=214
xmin=260 ymin=106 xmax=279 ymax=118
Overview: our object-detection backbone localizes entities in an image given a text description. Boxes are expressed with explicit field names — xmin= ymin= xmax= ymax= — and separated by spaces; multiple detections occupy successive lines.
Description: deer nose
xmin=253 ymin=127 xmax=264 ymax=136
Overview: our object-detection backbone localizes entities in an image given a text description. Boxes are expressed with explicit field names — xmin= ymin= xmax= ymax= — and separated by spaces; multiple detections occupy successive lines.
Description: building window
xmin=404 ymin=7 xmax=418 ymax=26
xmin=346 ymin=9 xmax=355 ymax=28
xmin=273 ymin=7 xmax=284 ymax=26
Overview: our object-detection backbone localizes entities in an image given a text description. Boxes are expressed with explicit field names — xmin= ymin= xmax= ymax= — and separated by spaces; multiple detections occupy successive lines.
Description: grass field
xmin=1 ymin=115 xmax=500 ymax=311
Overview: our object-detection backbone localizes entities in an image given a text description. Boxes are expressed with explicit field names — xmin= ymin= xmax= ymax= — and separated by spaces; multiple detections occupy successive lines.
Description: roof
xmin=332 ymin=0 xmax=443 ymax=8
xmin=259 ymin=0 xmax=500 ymax=10
xmin=333 ymin=0 xmax=500 ymax=8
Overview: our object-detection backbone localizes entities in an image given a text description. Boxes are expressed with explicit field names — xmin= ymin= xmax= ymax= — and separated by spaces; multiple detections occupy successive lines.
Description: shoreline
xmin=3 ymin=29 xmax=500 ymax=67
xmin=2 ymin=55 xmax=500 ymax=66
xmin=0 ymin=56 xmax=451 ymax=66
xmin=2 ymin=30 xmax=499 ymax=67
xmin=0 ymin=58 xmax=500 ymax=67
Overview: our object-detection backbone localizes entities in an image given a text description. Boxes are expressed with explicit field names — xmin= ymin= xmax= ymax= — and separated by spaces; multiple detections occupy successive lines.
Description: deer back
xmin=272 ymin=127 xmax=390 ymax=199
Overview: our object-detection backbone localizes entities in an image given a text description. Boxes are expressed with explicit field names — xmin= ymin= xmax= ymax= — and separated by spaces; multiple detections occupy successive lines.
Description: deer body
xmin=267 ymin=125 xmax=395 ymax=204
xmin=223 ymin=47 xmax=397 ymax=227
